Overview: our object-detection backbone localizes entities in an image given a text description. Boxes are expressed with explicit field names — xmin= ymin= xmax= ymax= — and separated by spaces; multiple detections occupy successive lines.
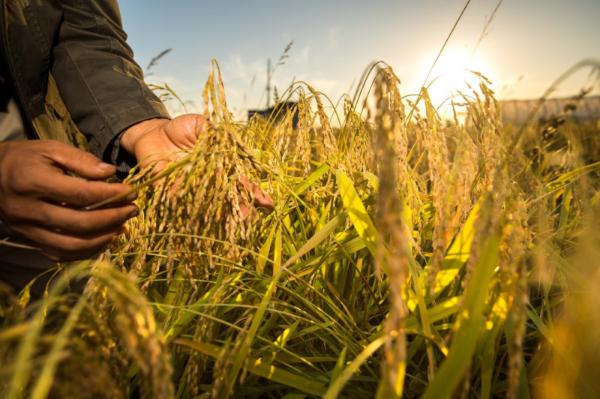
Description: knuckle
xmin=40 ymin=140 xmax=65 ymax=156
xmin=62 ymin=241 xmax=85 ymax=254
xmin=44 ymin=139 xmax=62 ymax=148
xmin=71 ymin=148 xmax=100 ymax=167
xmin=59 ymin=234 xmax=114 ymax=254
xmin=51 ymin=236 xmax=85 ymax=253
xmin=72 ymin=185 xmax=94 ymax=206
xmin=74 ymin=217 xmax=93 ymax=233
xmin=3 ymin=201 xmax=29 ymax=222
xmin=9 ymin=175 xmax=35 ymax=195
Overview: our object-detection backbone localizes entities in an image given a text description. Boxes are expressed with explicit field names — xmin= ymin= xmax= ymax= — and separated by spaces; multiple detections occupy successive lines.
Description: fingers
xmin=9 ymin=219 xmax=126 ymax=262
xmin=238 ymin=201 xmax=263 ymax=228
xmin=2 ymin=195 xmax=137 ymax=231
xmin=0 ymin=140 xmax=136 ymax=262
xmin=252 ymin=184 xmax=275 ymax=213
xmin=163 ymin=114 xmax=208 ymax=148
xmin=35 ymin=174 xmax=133 ymax=208
xmin=5 ymin=200 xmax=136 ymax=261
xmin=36 ymin=202 xmax=138 ymax=235
xmin=2 ymin=140 xmax=134 ymax=208
xmin=239 ymin=176 xmax=275 ymax=214
xmin=40 ymin=228 xmax=124 ymax=262
xmin=42 ymin=140 xmax=117 ymax=180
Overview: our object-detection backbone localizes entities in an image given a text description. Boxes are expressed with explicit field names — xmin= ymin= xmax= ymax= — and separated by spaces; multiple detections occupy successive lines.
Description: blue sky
xmin=119 ymin=0 xmax=600 ymax=118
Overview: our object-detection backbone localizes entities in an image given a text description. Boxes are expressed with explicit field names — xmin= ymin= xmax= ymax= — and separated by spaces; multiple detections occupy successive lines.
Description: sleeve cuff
xmin=99 ymin=108 xmax=171 ymax=180
xmin=103 ymin=131 xmax=137 ymax=179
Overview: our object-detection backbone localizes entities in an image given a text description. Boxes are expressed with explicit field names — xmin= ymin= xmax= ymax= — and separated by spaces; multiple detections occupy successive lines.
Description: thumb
xmin=44 ymin=141 xmax=116 ymax=180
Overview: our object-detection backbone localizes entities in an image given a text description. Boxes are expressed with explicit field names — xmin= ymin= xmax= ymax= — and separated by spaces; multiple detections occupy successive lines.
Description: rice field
xmin=1 ymin=54 xmax=600 ymax=399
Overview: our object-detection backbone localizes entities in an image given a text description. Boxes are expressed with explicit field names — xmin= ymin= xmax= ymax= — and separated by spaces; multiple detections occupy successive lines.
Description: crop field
xmin=1 ymin=52 xmax=600 ymax=399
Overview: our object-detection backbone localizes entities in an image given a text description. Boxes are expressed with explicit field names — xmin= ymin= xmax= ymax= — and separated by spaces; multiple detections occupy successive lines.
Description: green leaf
xmin=547 ymin=160 xmax=600 ymax=191
xmin=422 ymin=233 xmax=500 ymax=399
xmin=274 ymin=227 xmax=282 ymax=275
xmin=31 ymin=291 xmax=89 ymax=399
xmin=293 ymin=162 xmax=330 ymax=195
xmin=362 ymin=171 xmax=379 ymax=191
xmin=407 ymin=200 xmax=480 ymax=310
xmin=366 ymin=296 xmax=462 ymax=344
xmin=283 ymin=210 xmax=347 ymax=268
xmin=164 ymin=267 xmax=226 ymax=340
xmin=330 ymin=347 xmax=347 ymax=386
xmin=323 ymin=337 xmax=386 ymax=399
xmin=176 ymin=339 xmax=327 ymax=396
xmin=265 ymin=321 xmax=299 ymax=366
xmin=480 ymin=333 xmax=495 ymax=399
xmin=258 ymin=227 xmax=276 ymax=274
xmin=335 ymin=170 xmax=379 ymax=260
xmin=7 ymin=260 xmax=92 ymax=399
xmin=224 ymin=269 xmax=283 ymax=393
xmin=364 ymin=171 xmax=414 ymax=243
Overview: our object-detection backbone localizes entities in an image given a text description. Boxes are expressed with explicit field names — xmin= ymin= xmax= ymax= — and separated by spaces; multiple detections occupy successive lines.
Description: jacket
xmin=0 ymin=0 xmax=170 ymax=163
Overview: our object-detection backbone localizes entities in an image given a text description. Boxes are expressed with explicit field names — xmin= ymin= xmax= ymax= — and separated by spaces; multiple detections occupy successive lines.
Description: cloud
xmin=300 ymin=45 xmax=310 ymax=62
xmin=221 ymin=54 xmax=262 ymax=84
xmin=328 ymin=25 xmax=342 ymax=50
xmin=307 ymin=78 xmax=339 ymax=95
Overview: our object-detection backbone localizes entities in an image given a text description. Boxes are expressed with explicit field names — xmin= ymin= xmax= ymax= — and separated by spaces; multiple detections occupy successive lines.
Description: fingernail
xmin=128 ymin=209 xmax=139 ymax=219
xmin=125 ymin=192 xmax=138 ymax=202
xmin=98 ymin=162 xmax=114 ymax=171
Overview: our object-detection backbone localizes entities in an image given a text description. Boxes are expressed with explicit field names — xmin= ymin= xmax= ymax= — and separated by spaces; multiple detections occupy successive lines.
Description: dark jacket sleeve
xmin=51 ymin=0 xmax=170 ymax=163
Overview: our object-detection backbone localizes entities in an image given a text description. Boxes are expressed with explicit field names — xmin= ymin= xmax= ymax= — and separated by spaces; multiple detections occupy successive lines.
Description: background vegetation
xmin=1 ymin=50 xmax=600 ymax=399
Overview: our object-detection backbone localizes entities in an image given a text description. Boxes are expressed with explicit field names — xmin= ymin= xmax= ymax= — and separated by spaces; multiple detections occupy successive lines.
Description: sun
xmin=423 ymin=48 xmax=495 ymax=116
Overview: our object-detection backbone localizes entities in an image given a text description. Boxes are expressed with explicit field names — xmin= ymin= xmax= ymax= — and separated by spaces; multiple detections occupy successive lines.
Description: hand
xmin=120 ymin=115 xmax=201 ymax=171
xmin=0 ymin=140 xmax=138 ymax=262
xmin=121 ymin=115 xmax=275 ymax=214
xmin=239 ymin=176 xmax=275 ymax=217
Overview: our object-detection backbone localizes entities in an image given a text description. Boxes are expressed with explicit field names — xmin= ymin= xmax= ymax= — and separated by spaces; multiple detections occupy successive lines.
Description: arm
xmin=0 ymin=0 xmax=147 ymax=262
xmin=51 ymin=0 xmax=170 ymax=165
xmin=51 ymin=1 xmax=272 ymax=233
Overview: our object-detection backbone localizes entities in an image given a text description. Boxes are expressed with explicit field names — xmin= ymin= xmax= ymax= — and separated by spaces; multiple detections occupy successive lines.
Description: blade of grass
xmin=31 ymin=290 xmax=90 ymax=399
xmin=323 ymin=337 xmax=386 ymax=399
xmin=176 ymin=339 xmax=327 ymax=396
xmin=293 ymin=163 xmax=330 ymax=195
xmin=7 ymin=260 xmax=92 ymax=399
xmin=164 ymin=267 xmax=226 ymax=340
xmin=335 ymin=170 xmax=381 ymax=263
xmin=258 ymin=228 xmax=276 ymax=274
xmin=283 ymin=210 xmax=348 ymax=268
xmin=223 ymin=269 xmax=283 ymax=393
xmin=422 ymin=233 xmax=500 ymax=399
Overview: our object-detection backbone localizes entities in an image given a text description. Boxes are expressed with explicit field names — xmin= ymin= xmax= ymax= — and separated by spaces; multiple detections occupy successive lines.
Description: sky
xmin=118 ymin=0 xmax=600 ymax=118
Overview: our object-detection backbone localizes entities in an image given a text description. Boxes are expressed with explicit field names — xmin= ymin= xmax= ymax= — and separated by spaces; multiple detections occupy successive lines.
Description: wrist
xmin=121 ymin=118 xmax=169 ymax=156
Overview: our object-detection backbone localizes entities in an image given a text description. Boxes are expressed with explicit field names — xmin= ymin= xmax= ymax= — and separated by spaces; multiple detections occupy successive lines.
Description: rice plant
xmin=1 ymin=54 xmax=600 ymax=399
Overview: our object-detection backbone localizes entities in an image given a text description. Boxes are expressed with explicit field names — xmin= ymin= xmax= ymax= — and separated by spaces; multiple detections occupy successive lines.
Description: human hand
xmin=0 ymin=140 xmax=138 ymax=262
xmin=121 ymin=115 xmax=275 ymax=214
xmin=120 ymin=115 xmax=201 ymax=172
xmin=238 ymin=175 xmax=275 ymax=217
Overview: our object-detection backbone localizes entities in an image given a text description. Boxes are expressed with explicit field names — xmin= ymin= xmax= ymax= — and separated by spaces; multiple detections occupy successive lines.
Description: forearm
xmin=52 ymin=0 xmax=170 ymax=160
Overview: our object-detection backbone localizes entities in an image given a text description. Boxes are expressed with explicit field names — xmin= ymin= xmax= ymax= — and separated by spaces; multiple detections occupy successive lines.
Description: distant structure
xmin=248 ymin=101 xmax=299 ymax=129
xmin=248 ymin=58 xmax=299 ymax=128
xmin=498 ymin=95 xmax=600 ymax=125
